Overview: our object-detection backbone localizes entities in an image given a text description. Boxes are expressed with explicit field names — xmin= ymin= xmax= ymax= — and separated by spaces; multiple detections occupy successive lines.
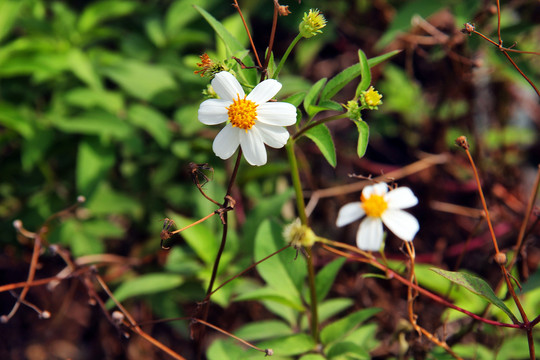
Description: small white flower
xmin=198 ymin=71 xmax=297 ymax=166
xmin=336 ymin=183 xmax=419 ymax=251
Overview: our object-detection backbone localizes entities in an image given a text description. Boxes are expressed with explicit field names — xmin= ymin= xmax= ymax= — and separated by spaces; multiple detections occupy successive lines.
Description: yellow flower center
xmin=361 ymin=194 xmax=388 ymax=217
xmin=227 ymin=95 xmax=258 ymax=131
xmin=364 ymin=87 xmax=383 ymax=107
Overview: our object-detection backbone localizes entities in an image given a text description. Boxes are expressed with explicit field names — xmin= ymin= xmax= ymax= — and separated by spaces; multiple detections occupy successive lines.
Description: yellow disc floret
xmin=361 ymin=193 xmax=388 ymax=218
xmin=227 ymin=95 xmax=258 ymax=131
xmin=361 ymin=86 xmax=383 ymax=110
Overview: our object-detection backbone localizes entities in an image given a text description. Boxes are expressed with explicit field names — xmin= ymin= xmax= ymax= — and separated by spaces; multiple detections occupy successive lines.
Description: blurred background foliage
xmin=1 ymin=0 xmax=539 ymax=359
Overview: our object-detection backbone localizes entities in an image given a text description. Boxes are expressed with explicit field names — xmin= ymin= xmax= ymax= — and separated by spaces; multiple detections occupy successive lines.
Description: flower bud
xmin=360 ymin=86 xmax=383 ymax=110
xmin=283 ymin=219 xmax=316 ymax=248
xmin=299 ymin=9 xmax=327 ymax=39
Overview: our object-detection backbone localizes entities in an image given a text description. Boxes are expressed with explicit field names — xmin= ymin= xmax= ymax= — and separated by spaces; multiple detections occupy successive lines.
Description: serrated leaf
xmin=315 ymin=258 xmax=346 ymax=302
xmin=303 ymin=78 xmax=327 ymax=118
xmin=127 ymin=104 xmax=172 ymax=147
xmin=355 ymin=50 xmax=371 ymax=97
xmin=106 ymin=273 xmax=184 ymax=309
xmin=352 ymin=119 xmax=369 ymax=158
xmin=304 ymin=124 xmax=336 ymax=167
xmin=320 ymin=308 xmax=381 ymax=345
xmin=430 ymin=268 xmax=518 ymax=323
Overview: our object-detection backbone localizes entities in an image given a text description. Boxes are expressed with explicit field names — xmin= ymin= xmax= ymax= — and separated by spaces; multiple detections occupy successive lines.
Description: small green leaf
xmin=318 ymin=99 xmax=343 ymax=112
xmin=258 ymin=334 xmax=315 ymax=356
xmin=206 ymin=339 xmax=245 ymax=360
xmin=254 ymin=220 xmax=303 ymax=301
xmin=326 ymin=341 xmax=370 ymax=360
xmin=367 ymin=49 xmax=402 ymax=68
xmin=352 ymin=119 xmax=369 ymax=158
xmin=171 ymin=214 xmax=218 ymax=265
xmin=106 ymin=273 xmax=184 ymax=308
xmin=234 ymin=287 xmax=304 ymax=311
xmin=303 ymin=78 xmax=327 ymax=118
xmin=320 ymin=308 xmax=381 ymax=345
xmin=355 ymin=50 xmax=371 ymax=97
xmin=234 ymin=320 xmax=292 ymax=342
xmin=76 ymin=137 xmax=115 ymax=196
xmin=430 ymin=268 xmax=518 ymax=323
xmin=127 ymin=104 xmax=172 ymax=148
xmin=320 ymin=64 xmax=362 ymax=101
xmin=86 ymin=183 xmax=142 ymax=217
xmin=0 ymin=1 xmax=22 ymax=43
xmin=304 ymin=124 xmax=336 ymax=167
xmin=144 ymin=16 xmax=167 ymax=48
xmin=165 ymin=0 xmax=211 ymax=37
xmin=52 ymin=110 xmax=133 ymax=139
xmin=315 ymin=258 xmax=346 ymax=302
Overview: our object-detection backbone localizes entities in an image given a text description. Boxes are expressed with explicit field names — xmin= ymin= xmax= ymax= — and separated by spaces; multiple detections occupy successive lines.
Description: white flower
xmin=336 ymin=183 xmax=419 ymax=251
xmin=198 ymin=71 xmax=297 ymax=166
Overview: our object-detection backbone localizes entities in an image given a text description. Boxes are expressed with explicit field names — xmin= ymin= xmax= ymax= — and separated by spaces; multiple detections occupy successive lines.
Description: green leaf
xmin=355 ymin=50 xmax=371 ymax=97
xmin=194 ymin=5 xmax=244 ymax=55
xmin=144 ymin=16 xmax=166 ymax=48
xmin=166 ymin=0 xmax=211 ymax=37
xmin=283 ymin=92 xmax=307 ymax=108
xmin=127 ymin=104 xmax=172 ymax=148
xmin=320 ymin=308 xmax=381 ymax=345
xmin=0 ymin=103 xmax=34 ymax=138
xmin=258 ymin=334 xmax=315 ymax=357
xmin=64 ymin=88 xmax=124 ymax=113
xmin=234 ymin=287 xmax=305 ymax=311
xmin=68 ymin=48 xmax=102 ymax=90
xmin=0 ymin=0 xmax=22 ymax=43
xmin=86 ymin=183 xmax=142 ymax=217
xmin=352 ymin=119 xmax=369 ymax=158
xmin=318 ymin=99 xmax=343 ymax=112
xmin=79 ymin=0 xmax=138 ymax=33
xmin=326 ymin=341 xmax=370 ymax=360
xmin=51 ymin=110 xmax=133 ymax=139
xmin=367 ymin=49 xmax=402 ymax=68
xmin=234 ymin=320 xmax=292 ymax=342
xmin=106 ymin=273 xmax=184 ymax=308
xmin=304 ymin=124 xmax=336 ymax=167
xmin=206 ymin=339 xmax=245 ymax=360
xmin=171 ymin=214 xmax=218 ymax=265
xmin=315 ymin=258 xmax=346 ymax=302
xmin=76 ymin=137 xmax=115 ymax=196
xmin=102 ymin=60 xmax=176 ymax=101
xmin=303 ymin=78 xmax=327 ymax=118
xmin=254 ymin=220 xmax=303 ymax=302
xmin=301 ymin=298 xmax=354 ymax=331
xmin=430 ymin=268 xmax=518 ymax=323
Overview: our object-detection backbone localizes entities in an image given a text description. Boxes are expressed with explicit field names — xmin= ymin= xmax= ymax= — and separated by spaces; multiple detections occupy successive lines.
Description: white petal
xmin=212 ymin=123 xmax=240 ymax=160
xmin=381 ymin=209 xmax=419 ymax=242
xmin=257 ymin=102 xmax=297 ymax=126
xmin=357 ymin=217 xmax=384 ymax=251
xmin=198 ymin=99 xmax=230 ymax=125
xmin=336 ymin=202 xmax=364 ymax=227
xmin=239 ymin=126 xmax=267 ymax=166
xmin=385 ymin=187 xmax=418 ymax=210
xmin=211 ymin=71 xmax=245 ymax=101
xmin=255 ymin=123 xmax=289 ymax=148
xmin=362 ymin=183 xmax=388 ymax=198
xmin=247 ymin=79 xmax=281 ymax=104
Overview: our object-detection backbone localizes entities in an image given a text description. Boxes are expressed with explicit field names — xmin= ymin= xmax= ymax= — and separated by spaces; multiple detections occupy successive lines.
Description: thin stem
xmin=293 ymin=113 xmax=348 ymax=141
xmin=508 ymin=164 xmax=540 ymax=271
xmin=500 ymin=50 xmax=540 ymax=98
xmin=232 ymin=0 xmax=262 ymax=69
xmin=261 ymin=3 xmax=279 ymax=82
xmin=304 ymin=246 xmax=319 ymax=342
xmin=286 ymin=141 xmax=307 ymax=225
xmin=496 ymin=0 xmax=502 ymax=45
xmin=272 ymin=34 xmax=302 ymax=79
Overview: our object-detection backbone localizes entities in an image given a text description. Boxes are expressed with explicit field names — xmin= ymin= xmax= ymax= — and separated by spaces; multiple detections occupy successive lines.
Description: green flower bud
xmin=299 ymin=9 xmax=327 ymax=39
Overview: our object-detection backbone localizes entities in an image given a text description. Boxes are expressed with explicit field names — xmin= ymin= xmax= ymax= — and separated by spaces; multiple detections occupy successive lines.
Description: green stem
xmin=285 ymin=140 xmax=319 ymax=342
xmin=272 ymin=34 xmax=302 ymax=79
xmin=286 ymin=141 xmax=307 ymax=225
xmin=293 ymin=113 xmax=348 ymax=141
